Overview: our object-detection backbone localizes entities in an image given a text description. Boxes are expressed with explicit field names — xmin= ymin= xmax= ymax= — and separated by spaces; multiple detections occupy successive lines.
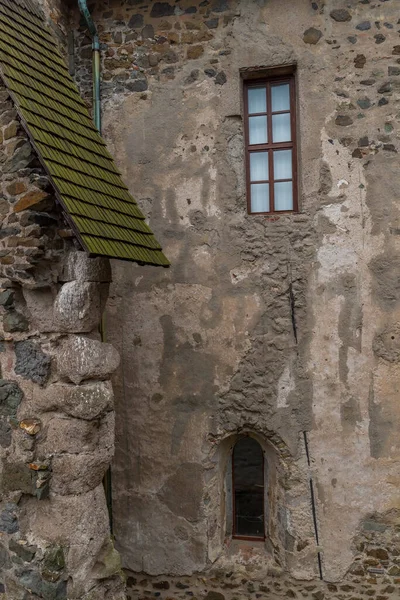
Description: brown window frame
xmin=232 ymin=437 xmax=266 ymax=542
xmin=243 ymin=74 xmax=298 ymax=215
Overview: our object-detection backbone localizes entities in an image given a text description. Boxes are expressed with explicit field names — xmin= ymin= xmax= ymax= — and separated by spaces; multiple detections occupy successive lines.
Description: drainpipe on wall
xmin=78 ymin=0 xmax=101 ymax=133
xmin=78 ymin=0 xmax=113 ymax=530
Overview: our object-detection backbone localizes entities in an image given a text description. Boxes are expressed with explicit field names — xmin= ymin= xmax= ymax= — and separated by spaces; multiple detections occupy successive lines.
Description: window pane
xmin=250 ymin=152 xmax=269 ymax=181
xmin=274 ymin=181 xmax=293 ymax=211
xmin=233 ymin=437 xmax=264 ymax=538
xmin=249 ymin=116 xmax=267 ymax=145
xmin=271 ymin=83 xmax=290 ymax=112
xmin=250 ymin=183 xmax=269 ymax=213
xmin=272 ymin=113 xmax=291 ymax=143
xmin=248 ymin=87 xmax=267 ymax=114
xmin=273 ymin=149 xmax=292 ymax=180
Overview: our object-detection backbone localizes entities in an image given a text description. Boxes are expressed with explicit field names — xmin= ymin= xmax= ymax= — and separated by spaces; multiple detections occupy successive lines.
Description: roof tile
xmin=0 ymin=0 xmax=169 ymax=267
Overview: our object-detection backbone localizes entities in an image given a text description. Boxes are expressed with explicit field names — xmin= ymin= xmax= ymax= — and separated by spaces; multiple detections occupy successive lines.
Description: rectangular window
xmin=244 ymin=75 xmax=298 ymax=214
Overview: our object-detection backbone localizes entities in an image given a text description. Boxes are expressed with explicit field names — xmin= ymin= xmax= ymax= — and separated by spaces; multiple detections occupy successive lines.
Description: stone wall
xmin=0 ymin=80 xmax=125 ymax=598
xmin=65 ymin=0 xmax=400 ymax=597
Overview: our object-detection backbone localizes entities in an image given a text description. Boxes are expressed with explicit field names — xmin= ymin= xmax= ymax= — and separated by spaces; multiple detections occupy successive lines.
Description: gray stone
xmin=40 ymin=416 xmax=103 ymax=454
xmin=335 ymin=115 xmax=353 ymax=126
xmin=330 ymin=9 xmax=351 ymax=22
xmin=303 ymin=27 xmax=322 ymax=44
xmin=374 ymin=33 xmax=386 ymax=44
xmin=389 ymin=66 xmax=400 ymax=76
xmin=33 ymin=381 xmax=114 ymax=420
xmin=211 ymin=0 xmax=229 ymax=12
xmin=0 ymin=289 xmax=14 ymax=307
xmin=126 ymin=79 xmax=148 ymax=92
xmin=15 ymin=340 xmax=51 ymax=386
xmin=0 ymin=502 xmax=19 ymax=534
xmin=9 ymin=539 xmax=37 ymax=562
xmin=57 ymin=336 xmax=120 ymax=384
xmin=2 ymin=142 xmax=35 ymax=173
xmin=150 ymin=2 xmax=175 ymax=17
xmin=357 ymin=97 xmax=371 ymax=109
xmin=204 ymin=593 xmax=225 ymax=600
xmin=1 ymin=461 xmax=33 ymax=494
xmin=356 ymin=21 xmax=371 ymax=31
xmin=43 ymin=546 xmax=65 ymax=572
xmin=91 ymin=537 xmax=122 ymax=580
xmin=3 ymin=310 xmax=29 ymax=332
xmin=51 ymin=451 xmax=112 ymax=495
xmin=60 ymin=251 xmax=111 ymax=283
xmin=0 ymin=380 xmax=23 ymax=417
xmin=53 ymin=281 xmax=102 ymax=333
xmin=215 ymin=71 xmax=227 ymax=85
xmin=205 ymin=19 xmax=219 ymax=29
xmin=0 ymin=419 xmax=11 ymax=447
xmin=128 ymin=14 xmax=143 ymax=29
xmin=0 ymin=542 xmax=11 ymax=570
xmin=378 ymin=81 xmax=391 ymax=93
xmin=141 ymin=24 xmax=154 ymax=38
xmin=22 ymin=287 xmax=57 ymax=332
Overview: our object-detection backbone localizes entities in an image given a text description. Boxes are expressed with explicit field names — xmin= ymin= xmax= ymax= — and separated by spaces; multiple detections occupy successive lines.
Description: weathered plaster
xmin=65 ymin=0 xmax=400 ymax=596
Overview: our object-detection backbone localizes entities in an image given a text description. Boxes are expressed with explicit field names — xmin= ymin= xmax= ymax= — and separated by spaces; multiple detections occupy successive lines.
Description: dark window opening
xmin=243 ymin=74 xmax=298 ymax=215
xmin=232 ymin=437 xmax=265 ymax=539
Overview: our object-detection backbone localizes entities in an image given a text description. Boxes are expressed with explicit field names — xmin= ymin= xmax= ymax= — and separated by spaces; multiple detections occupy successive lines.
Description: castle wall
xmin=68 ymin=0 xmax=400 ymax=597
xmin=0 ymin=79 xmax=125 ymax=599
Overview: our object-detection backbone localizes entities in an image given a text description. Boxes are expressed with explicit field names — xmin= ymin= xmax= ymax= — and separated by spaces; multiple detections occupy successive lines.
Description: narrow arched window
xmin=232 ymin=437 xmax=265 ymax=539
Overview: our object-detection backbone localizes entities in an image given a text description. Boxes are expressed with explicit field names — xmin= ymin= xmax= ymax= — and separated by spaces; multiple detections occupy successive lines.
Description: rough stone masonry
xmin=91 ymin=0 xmax=399 ymax=597
xmin=3 ymin=0 xmax=400 ymax=599
xmin=0 ymin=78 xmax=126 ymax=599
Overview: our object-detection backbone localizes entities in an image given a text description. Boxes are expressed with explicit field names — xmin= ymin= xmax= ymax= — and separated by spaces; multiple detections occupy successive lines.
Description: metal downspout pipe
xmin=78 ymin=0 xmax=101 ymax=133
xmin=78 ymin=0 xmax=112 ymax=529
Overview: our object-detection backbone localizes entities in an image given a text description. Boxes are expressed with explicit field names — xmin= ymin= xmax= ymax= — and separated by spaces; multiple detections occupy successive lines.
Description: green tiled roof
xmin=0 ymin=0 xmax=169 ymax=267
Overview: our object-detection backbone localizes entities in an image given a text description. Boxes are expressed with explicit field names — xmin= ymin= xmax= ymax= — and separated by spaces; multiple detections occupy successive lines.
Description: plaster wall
xmin=71 ymin=0 xmax=400 ymax=596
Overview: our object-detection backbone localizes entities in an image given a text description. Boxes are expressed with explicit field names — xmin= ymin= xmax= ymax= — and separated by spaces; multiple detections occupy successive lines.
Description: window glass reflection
xmin=274 ymin=181 xmax=293 ymax=211
xmin=248 ymin=87 xmax=267 ymax=114
xmin=272 ymin=113 xmax=291 ymax=143
xmin=250 ymin=152 xmax=269 ymax=181
xmin=250 ymin=183 xmax=269 ymax=213
xmin=273 ymin=150 xmax=292 ymax=180
xmin=271 ymin=83 xmax=290 ymax=112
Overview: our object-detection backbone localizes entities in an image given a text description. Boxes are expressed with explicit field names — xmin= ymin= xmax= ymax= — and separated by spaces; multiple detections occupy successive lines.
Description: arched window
xmin=232 ymin=437 xmax=265 ymax=539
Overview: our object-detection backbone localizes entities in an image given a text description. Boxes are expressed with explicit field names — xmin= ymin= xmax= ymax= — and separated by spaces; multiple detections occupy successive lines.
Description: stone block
xmin=60 ymin=251 xmax=112 ymax=283
xmin=0 ymin=542 xmax=11 ymax=570
xmin=13 ymin=189 xmax=51 ymax=212
xmin=51 ymin=451 xmax=112 ymax=495
xmin=3 ymin=310 xmax=29 ymax=332
xmin=92 ymin=537 xmax=122 ymax=580
xmin=6 ymin=181 xmax=27 ymax=196
xmin=57 ymin=336 xmax=120 ymax=384
xmin=53 ymin=281 xmax=102 ymax=333
xmin=0 ymin=502 xmax=19 ymax=533
xmin=303 ymin=27 xmax=322 ymax=44
xmin=0 ymin=419 xmax=11 ymax=447
xmin=0 ymin=380 xmax=23 ymax=417
xmin=0 ymin=460 xmax=33 ymax=494
xmin=2 ymin=142 xmax=35 ymax=173
xmin=9 ymin=538 xmax=37 ymax=562
xmin=14 ymin=340 xmax=51 ymax=386
xmin=32 ymin=381 xmax=114 ymax=420
xmin=23 ymin=286 xmax=57 ymax=332
xmin=39 ymin=416 xmax=102 ymax=455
